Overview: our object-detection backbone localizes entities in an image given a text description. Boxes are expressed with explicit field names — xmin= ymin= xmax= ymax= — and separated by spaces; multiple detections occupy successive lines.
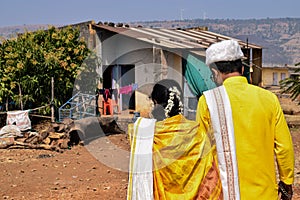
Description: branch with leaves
xmin=280 ymin=62 xmax=300 ymax=102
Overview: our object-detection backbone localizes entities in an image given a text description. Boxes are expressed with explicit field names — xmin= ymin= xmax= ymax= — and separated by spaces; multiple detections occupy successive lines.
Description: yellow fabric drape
xmin=128 ymin=115 xmax=223 ymax=200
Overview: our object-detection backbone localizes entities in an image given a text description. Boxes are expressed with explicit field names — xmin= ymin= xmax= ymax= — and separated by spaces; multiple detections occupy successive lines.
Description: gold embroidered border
xmin=213 ymin=88 xmax=236 ymax=199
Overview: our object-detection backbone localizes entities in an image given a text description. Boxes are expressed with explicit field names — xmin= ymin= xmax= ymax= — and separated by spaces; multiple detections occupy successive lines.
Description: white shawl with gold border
xmin=204 ymin=85 xmax=240 ymax=200
xmin=127 ymin=117 xmax=156 ymax=200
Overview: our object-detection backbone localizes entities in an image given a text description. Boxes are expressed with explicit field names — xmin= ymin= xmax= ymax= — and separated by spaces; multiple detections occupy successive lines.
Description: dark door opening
xmin=102 ymin=65 xmax=135 ymax=113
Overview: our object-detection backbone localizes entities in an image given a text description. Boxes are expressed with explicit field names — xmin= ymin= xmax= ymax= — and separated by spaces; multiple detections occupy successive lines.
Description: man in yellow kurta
xmin=196 ymin=40 xmax=294 ymax=199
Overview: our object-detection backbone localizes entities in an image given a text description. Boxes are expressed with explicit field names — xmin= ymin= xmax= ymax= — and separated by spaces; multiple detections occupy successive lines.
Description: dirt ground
xmin=0 ymin=90 xmax=300 ymax=200
xmin=0 ymin=133 xmax=130 ymax=200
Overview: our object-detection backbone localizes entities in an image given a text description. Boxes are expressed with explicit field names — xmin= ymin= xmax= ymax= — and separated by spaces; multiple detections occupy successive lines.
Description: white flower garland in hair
xmin=164 ymin=86 xmax=184 ymax=118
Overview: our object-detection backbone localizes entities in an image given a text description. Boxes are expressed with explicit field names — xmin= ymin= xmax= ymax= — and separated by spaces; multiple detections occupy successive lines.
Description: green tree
xmin=280 ymin=62 xmax=300 ymax=101
xmin=0 ymin=26 xmax=92 ymax=113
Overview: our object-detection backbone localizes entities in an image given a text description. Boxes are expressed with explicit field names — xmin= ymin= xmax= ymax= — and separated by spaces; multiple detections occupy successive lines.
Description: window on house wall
xmin=281 ymin=73 xmax=286 ymax=80
xmin=273 ymin=72 xmax=278 ymax=85
xmin=183 ymin=80 xmax=197 ymax=120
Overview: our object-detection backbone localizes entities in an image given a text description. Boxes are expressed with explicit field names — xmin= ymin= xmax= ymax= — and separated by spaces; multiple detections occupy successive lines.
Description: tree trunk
xmin=5 ymin=98 xmax=8 ymax=111
xmin=18 ymin=82 xmax=23 ymax=110
xmin=51 ymin=77 xmax=55 ymax=123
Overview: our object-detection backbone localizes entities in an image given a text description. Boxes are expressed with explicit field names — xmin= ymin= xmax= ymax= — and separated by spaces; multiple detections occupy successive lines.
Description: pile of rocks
xmin=0 ymin=117 xmax=125 ymax=152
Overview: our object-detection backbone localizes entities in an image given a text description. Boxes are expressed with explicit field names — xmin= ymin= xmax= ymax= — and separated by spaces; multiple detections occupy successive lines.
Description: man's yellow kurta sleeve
xmin=196 ymin=95 xmax=215 ymax=144
xmin=274 ymin=94 xmax=295 ymax=185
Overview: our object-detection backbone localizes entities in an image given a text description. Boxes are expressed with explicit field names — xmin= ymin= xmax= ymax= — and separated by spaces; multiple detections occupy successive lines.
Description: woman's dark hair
xmin=214 ymin=59 xmax=243 ymax=74
xmin=150 ymin=79 xmax=183 ymax=121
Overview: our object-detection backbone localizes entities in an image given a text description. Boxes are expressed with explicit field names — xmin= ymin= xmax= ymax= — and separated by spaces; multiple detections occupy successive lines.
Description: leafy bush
xmin=0 ymin=26 xmax=92 ymax=113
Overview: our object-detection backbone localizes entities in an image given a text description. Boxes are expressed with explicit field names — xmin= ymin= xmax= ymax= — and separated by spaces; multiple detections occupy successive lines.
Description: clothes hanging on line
xmin=132 ymin=83 xmax=138 ymax=91
xmin=103 ymin=89 xmax=112 ymax=102
xmin=119 ymin=85 xmax=132 ymax=94
xmin=119 ymin=83 xmax=138 ymax=94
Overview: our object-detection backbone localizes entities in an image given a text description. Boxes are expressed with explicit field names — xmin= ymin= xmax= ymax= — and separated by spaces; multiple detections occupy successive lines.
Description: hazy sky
xmin=1 ymin=0 xmax=299 ymax=27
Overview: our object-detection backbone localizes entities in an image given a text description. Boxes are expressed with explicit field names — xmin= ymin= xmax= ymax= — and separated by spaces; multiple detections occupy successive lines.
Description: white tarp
xmin=0 ymin=125 xmax=22 ymax=138
xmin=6 ymin=110 xmax=31 ymax=131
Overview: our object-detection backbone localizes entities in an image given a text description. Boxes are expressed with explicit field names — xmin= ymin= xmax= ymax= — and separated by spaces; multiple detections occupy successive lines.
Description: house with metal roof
xmin=82 ymin=21 xmax=263 ymax=119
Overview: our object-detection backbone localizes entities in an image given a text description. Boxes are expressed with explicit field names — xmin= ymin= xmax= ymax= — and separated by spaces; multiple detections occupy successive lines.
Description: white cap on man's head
xmin=205 ymin=39 xmax=244 ymax=66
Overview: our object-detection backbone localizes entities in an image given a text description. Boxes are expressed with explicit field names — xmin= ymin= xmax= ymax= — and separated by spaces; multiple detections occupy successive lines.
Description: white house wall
xmin=101 ymin=34 xmax=152 ymax=66
xmin=98 ymin=31 xmax=184 ymax=85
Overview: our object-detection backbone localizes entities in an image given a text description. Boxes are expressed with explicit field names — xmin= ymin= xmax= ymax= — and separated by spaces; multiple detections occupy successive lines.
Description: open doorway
xmin=102 ymin=64 xmax=135 ymax=114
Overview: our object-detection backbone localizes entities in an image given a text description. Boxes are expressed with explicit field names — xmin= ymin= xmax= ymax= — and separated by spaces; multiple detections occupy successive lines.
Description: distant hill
xmin=1 ymin=18 xmax=299 ymax=66
xmin=0 ymin=24 xmax=51 ymax=39
xmin=129 ymin=18 xmax=300 ymax=66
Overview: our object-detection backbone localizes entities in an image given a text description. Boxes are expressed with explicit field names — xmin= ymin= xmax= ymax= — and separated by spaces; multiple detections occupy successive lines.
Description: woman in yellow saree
xmin=127 ymin=79 xmax=222 ymax=200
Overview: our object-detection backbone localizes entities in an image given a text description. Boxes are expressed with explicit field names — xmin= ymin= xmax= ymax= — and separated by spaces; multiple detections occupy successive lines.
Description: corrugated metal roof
xmin=92 ymin=24 xmax=262 ymax=53
xmin=178 ymin=29 xmax=262 ymax=49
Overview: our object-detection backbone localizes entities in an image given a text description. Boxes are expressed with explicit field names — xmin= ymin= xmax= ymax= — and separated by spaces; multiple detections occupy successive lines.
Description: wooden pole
xmin=18 ymin=82 xmax=23 ymax=110
xmin=51 ymin=77 xmax=55 ymax=123
xmin=6 ymin=98 xmax=8 ymax=111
